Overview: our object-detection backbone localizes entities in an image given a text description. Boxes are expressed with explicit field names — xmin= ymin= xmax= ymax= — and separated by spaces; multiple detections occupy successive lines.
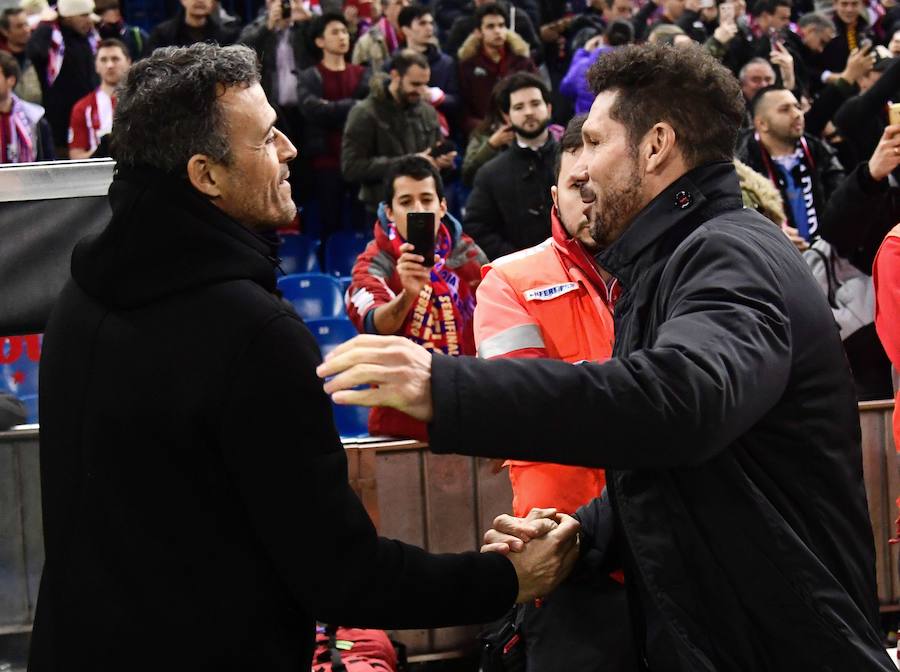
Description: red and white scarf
xmin=46 ymin=22 xmax=98 ymax=87
xmin=381 ymin=220 xmax=476 ymax=356
xmin=3 ymin=95 xmax=36 ymax=164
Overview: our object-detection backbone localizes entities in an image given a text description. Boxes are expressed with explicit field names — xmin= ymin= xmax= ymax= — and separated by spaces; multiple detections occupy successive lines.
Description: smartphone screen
xmin=406 ymin=212 xmax=436 ymax=267
xmin=890 ymin=103 xmax=900 ymax=127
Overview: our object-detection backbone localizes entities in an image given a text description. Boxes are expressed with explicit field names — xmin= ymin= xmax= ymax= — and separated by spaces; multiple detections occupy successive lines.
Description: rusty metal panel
xmin=0 ymin=441 xmax=29 ymax=628
xmin=373 ymin=450 xmax=426 ymax=548
xmin=422 ymin=452 xmax=478 ymax=553
xmin=860 ymin=408 xmax=891 ymax=603
xmin=474 ymin=458 xmax=513 ymax=543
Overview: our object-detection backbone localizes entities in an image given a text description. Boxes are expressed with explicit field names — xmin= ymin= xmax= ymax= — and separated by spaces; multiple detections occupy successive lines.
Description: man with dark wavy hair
xmin=31 ymin=42 xmax=578 ymax=671
xmin=320 ymin=43 xmax=895 ymax=671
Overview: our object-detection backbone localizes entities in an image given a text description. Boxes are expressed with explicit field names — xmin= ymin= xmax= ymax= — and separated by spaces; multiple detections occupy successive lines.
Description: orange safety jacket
xmin=874 ymin=222 xmax=900 ymax=451
xmin=474 ymin=207 xmax=618 ymax=518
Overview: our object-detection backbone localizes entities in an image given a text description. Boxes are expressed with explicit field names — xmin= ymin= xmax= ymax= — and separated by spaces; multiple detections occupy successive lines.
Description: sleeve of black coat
xmin=217 ymin=312 xmax=517 ymax=628
xmin=463 ymin=168 xmax=516 ymax=260
xmin=834 ymin=58 xmax=900 ymax=134
xmin=804 ymin=79 xmax=855 ymax=138
xmin=297 ymin=70 xmax=358 ymax=127
xmin=428 ymin=224 xmax=792 ymax=469
xmin=818 ymin=161 xmax=892 ymax=270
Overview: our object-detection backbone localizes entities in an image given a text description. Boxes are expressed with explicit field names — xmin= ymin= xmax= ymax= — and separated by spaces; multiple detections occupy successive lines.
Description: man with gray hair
xmin=30 ymin=42 xmax=577 ymax=670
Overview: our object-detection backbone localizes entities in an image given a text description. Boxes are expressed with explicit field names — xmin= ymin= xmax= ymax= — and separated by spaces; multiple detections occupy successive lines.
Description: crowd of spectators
xmin=2 ymin=0 xmax=900 ymax=405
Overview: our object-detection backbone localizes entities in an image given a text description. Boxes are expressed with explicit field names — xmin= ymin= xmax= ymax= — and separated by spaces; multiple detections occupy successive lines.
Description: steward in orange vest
xmin=475 ymin=206 xmax=618 ymax=518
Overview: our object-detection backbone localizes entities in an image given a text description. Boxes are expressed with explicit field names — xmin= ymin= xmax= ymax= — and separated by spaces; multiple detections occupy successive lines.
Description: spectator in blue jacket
xmin=560 ymin=19 xmax=632 ymax=114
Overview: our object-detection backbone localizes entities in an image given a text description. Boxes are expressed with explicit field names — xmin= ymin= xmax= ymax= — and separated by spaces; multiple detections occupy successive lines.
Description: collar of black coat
xmin=71 ymin=164 xmax=280 ymax=310
xmin=594 ymin=160 xmax=743 ymax=287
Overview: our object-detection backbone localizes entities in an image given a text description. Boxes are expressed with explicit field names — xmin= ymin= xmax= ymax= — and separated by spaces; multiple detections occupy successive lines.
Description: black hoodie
xmin=29 ymin=167 xmax=517 ymax=671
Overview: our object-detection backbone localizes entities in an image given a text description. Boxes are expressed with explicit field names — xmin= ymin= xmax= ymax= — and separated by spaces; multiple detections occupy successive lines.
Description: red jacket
xmin=347 ymin=209 xmax=486 ymax=439
xmin=874 ymin=223 xmax=900 ymax=449
xmin=456 ymin=31 xmax=536 ymax=134
xmin=474 ymin=208 xmax=617 ymax=516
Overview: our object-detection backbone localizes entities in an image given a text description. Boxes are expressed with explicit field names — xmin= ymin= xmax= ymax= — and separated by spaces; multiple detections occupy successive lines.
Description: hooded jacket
xmin=474 ymin=208 xmax=614 ymax=517
xmin=341 ymin=73 xmax=442 ymax=211
xmin=463 ymin=135 xmax=558 ymax=260
xmin=427 ymin=161 xmax=892 ymax=671
xmin=29 ymin=166 xmax=517 ymax=670
xmin=457 ymin=30 xmax=537 ymax=132
xmin=347 ymin=204 xmax=486 ymax=440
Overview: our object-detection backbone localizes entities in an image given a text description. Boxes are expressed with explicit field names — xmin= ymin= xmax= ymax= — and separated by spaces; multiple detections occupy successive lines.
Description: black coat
xmin=428 ymin=162 xmax=891 ymax=671
xmin=463 ymin=138 xmax=557 ymax=260
xmin=28 ymin=167 xmax=517 ymax=671
xmin=735 ymin=131 xmax=845 ymax=237
xmin=834 ymin=57 xmax=900 ymax=171
xmin=296 ymin=63 xmax=370 ymax=157
xmin=146 ymin=10 xmax=239 ymax=52
xmin=26 ymin=23 xmax=98 ymax=147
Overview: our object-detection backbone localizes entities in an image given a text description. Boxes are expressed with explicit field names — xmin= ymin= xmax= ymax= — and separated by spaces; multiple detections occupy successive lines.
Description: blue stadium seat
xmin=324 ymin=231 xmax=369 ymax=278
xmin=277 ymin=273 xmax=345 ymax=321
xmin=278 ymin=233 xmax=321 ymax=274
xmin=305 ymin=318 xmax=359 ymax=357
xmin=306 ymin=318 xmax=369 ymax=438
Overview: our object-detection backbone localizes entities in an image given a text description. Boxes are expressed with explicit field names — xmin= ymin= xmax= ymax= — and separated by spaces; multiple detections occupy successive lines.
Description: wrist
xmin=867 ymin=159 xmax=889 ymax=183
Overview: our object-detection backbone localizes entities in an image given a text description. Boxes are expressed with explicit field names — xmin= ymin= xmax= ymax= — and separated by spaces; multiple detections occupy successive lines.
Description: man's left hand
xmin=317 ymin=335 xmax=435 ymax=421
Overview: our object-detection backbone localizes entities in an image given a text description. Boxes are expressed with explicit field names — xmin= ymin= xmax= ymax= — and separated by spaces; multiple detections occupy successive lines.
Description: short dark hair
xmin=110 ymin=43 xmax=260 ymax=176
xmin=383 ymin=155 xmax=446 ymax=205
xmin=749 ymin=84 xmax=786 ymax=119
xmin=605 ymin=18 xmax=634 ymax=46
xmin=0 ymin=7 xmax=25 ymax=31
xmin=554 ymin=114 xmax=587 ymax=181
xmin=398 ymin=4 xmax=431 ymax=29
xmin=0 ymin=50 xmax=20 ymax=83
xmin=97 ymin=37 xmax=130 ymax=57
xmin=586 ymin=43 xmax=743 ymax=168
xmin=310 ymin=11 xmax=348 ymax=41
xmin=751 ymin=0 xmax=791 ymax=16
xmin=498 ymin=72 xmax=551 ymax=113
xmin=475 ymin=3 xmax=508 ymax=29
xmin=389 ymin=48 xmax=429 ymax=77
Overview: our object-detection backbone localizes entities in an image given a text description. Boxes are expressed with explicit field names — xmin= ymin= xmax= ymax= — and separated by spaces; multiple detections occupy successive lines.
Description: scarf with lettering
xmin=379 ymin=219 xmax=476 ymax=356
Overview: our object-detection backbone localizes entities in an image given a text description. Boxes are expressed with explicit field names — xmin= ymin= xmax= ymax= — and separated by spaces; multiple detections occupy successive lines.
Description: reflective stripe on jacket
xmin=474 ymin=208 xmax=614 ymax=517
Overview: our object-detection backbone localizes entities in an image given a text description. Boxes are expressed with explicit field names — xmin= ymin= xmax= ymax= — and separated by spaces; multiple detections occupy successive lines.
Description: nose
xmin=276 ymin=128 xmax=298 ymax=162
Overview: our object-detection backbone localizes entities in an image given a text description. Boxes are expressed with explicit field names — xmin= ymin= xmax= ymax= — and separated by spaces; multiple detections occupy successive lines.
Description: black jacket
xmin=428 ymin=162 xmax=891 ymax=671
xmin=26 ymin=22 xmax=98 ymax=147
xmin=146 ymin=10 xmax=239 ymax=52
xmin=239 ymin=16 xmax=319 ymax=105
xmin=296 ymin=63 xmax=369 ymax=158
xmin=463 ymin=137 xmax=557 ymax=260
xmin=834 ymin=57 xmax=900 ymax=171
xmin=735 ymin=131 xmax=844 ymax=237
xmin=28 ymin=167 xmax=517 ymax=671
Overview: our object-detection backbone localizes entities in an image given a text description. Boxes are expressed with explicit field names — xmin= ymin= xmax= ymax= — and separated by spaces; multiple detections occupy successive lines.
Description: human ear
xmin=186 ymin=154 xmax=223 ymax=199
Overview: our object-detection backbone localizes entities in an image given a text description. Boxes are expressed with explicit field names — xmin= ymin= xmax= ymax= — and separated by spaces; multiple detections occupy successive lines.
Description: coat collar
xmin=594 ymin=161 xmax=743 ymax=288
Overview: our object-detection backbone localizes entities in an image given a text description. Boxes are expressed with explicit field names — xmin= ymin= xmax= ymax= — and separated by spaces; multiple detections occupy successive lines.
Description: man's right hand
xmin=839 ymin=45 xmax=875 ymax=84
xmin=869 ymin=124 xmax=900 ymax=181
xmin=267 ymin=0 xmax=310 ymax=30
xmin=487 ymin=124 xmax=515 ymax=150
xmin=396 ymin=242 xmax=431 ymax=298
xmin=500 ymin=514 xmax=581 ymax=603
xmin=481 ymin=507 xmax=561 ymax=554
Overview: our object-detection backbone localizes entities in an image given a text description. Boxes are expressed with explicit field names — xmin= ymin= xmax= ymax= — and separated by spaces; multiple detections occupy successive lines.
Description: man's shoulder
xmin=488 ymin=238 xmax=555 ymax=276
xmin=70 ymin=89 xmax=95 ymax=114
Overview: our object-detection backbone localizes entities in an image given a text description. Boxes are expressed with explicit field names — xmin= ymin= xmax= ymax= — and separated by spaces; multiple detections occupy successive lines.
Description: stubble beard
xmin=588 ymin=162 xmax=643 ymax=250
xmin=511 ymin=118 xmax=549 ymax=140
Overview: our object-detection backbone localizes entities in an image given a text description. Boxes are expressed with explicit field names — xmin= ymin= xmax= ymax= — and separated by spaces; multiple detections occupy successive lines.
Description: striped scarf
xmin=4 ymin=95 xmax=36 ymax=163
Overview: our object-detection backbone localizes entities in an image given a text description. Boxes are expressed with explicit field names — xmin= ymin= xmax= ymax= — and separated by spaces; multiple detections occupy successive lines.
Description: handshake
xmin=481 ymin=507 xmax=582 ymax=604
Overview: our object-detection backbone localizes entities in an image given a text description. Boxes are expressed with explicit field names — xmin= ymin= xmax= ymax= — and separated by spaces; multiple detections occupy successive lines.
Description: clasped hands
xmin=482 ymin=507 xmax=582 ymax=604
